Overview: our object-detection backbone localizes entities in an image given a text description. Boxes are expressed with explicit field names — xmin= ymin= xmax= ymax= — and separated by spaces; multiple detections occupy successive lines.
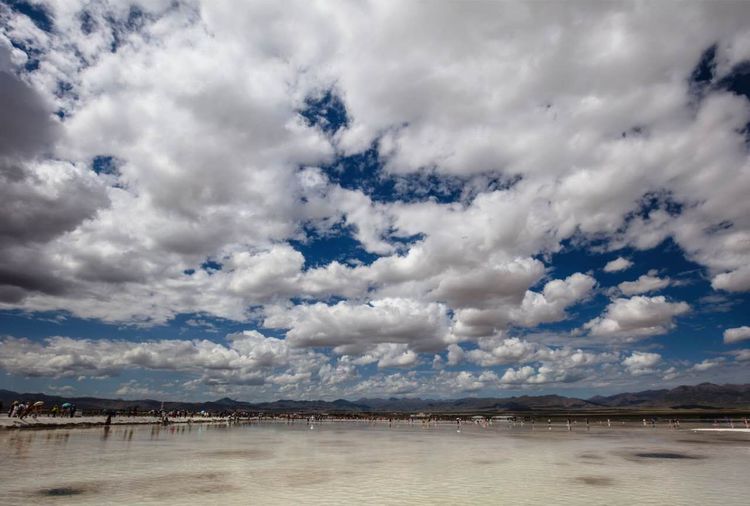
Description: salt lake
xmin=1 ymin=420 xmax=748 ymax=505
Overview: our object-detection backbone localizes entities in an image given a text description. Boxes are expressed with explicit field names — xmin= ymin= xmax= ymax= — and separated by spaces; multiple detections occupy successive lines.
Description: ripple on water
xmin=471 ymin=458 xmax=498 ymax=465
xmin=282 ymin=469 xmax=333 ymax=488
xmin=130 ymin=471 xmax=238 ymax=498
xmin=578 ymin=452 xmax=605 ymax=461
xmin=630 ymin=451 xmax=705 ymax=460
xmin=317 ymin=439 xmax=357 ymax=447
xmin=204 ymin=448 xmax=274 ymax=459
xmin=575 ymin=476 xmax=615 ymax=486
xmin=37 ymin=484 xmax=100 ymax=497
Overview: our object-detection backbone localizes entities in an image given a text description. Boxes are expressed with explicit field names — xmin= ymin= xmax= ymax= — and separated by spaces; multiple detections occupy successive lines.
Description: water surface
xmin=1 ymin=421 xmax=747 ymax=505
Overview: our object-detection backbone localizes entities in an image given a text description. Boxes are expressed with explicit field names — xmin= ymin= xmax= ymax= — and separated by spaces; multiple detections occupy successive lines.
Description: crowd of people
xmin=4 ymin=400 xmax=77 ymax=419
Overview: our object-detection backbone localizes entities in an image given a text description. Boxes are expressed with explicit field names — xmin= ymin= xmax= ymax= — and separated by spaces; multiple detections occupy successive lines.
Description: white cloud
xmin=712 ymin=266 xmax=750 ymax=292
xmin=0 ymin=331 xmax=326 ymax=387
xmin=351 ymin=372 xmax=420 ymax=396
xmin=349 ymin=343 xmax=419 ymax=368
xmin=622 ymin=351 xmax=661 ymax=375
xmin=691 ymin=358 xmax=724 ymax=372
xmin=499 ymin=366 xmax=538 ymax=385
xmin=264 ymin=298 xmax=452 ymax=352
xmin=1 ymin=1 xmax=749 ymax=396
xmin=618 ymin=272 xmax=670 ymax=295
xmin=584 ymin=296 xmax=689 ymax=340
xmin=445 ymin=343 xmax=465 ymax=366
xmin=465 ymin=337 xmax=539 ymax=367
xmin=450 ymin=272 xmax=595 ymax=338
xmin=723 ymin=326 xmax=750 ymax=344
xmin=604 ymin=257 xmax=633 ymax=273
xmin=729 ymin=349 xmax=750 ymax=361
xmin=318 ymin=357 xmax=358 ymax=385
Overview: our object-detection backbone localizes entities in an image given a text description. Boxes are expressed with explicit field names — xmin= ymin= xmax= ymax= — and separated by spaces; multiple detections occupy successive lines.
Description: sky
xmin=1 ymin=0 xmax=749 ymax=402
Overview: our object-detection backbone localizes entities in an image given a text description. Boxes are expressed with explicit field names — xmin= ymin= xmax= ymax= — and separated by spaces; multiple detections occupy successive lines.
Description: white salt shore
xmin=691 ymin=428 xmax=750 ymax=432
xmin=0 ymin=414 xmax=233 ymax=430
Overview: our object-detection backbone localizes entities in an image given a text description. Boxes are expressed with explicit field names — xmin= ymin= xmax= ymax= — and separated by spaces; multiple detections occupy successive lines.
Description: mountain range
xmin=1 ymin=383 xmax=749 ymax=414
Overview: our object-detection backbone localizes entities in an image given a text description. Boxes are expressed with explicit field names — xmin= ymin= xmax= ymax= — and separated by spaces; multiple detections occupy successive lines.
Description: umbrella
xmin=61 ymin=402 xmax=72 ymax=408
xmin=33 ymin=401 xmax=44 ymax=407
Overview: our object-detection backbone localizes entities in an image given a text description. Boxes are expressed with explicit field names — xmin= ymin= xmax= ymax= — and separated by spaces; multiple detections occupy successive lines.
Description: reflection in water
xmin=632 ymin=451 xmax=703 ymax=460
xmin=575 ymin=476 xmax=615 ymax=486
xmin=0 ymin=422 xmax=748 ymax=505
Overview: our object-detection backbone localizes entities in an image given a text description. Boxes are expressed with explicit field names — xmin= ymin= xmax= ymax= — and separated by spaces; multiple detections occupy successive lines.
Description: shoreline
xmin=0 ymin=415 xmax=238 ymax=431
xmin=3 ymin=414 xmax=750 ymax=433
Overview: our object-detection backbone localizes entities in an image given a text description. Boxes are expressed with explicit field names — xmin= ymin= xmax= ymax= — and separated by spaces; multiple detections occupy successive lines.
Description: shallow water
xmin=1 ymin=421 xmax=748 ymax=505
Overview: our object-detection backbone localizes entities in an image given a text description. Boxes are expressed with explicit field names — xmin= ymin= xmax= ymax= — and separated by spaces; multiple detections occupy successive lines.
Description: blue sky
xmin=0 ymin=1 xmax=749 ymax=402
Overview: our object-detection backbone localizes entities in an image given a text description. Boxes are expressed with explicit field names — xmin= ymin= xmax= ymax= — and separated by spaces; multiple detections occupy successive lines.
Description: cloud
xmin=1 ymin=1 xmax=750 ymax=397
xmin=0 ymin=331 xmax=326 ymax=387
xmin=729 ymin=349 xmax=750 ymax=361
xmin=349 ymin=343 xmax=419 ymax=368
xmin=622 ymin=351 xmax=661 ymax=375
xmin=0 ymin=40 xmax=110 ymax=303
xmin=451 ymin=272 xmax=595 ymax=338
xmin=584 ymin=296 xmax=690 ymax=340
xmin=464 ymin=337 xmax=539 ymax=367
xmin=723 ymin=326 xmax=750 ymax=344
xmin=691 ymin=358 xmax=724 ymax=372
xmin=712 ymin=266 xmax=750 ymax=292
xmin=429 ymin=257 xmax=545 ymax=308
xmin=617 ymin=272 xmax=670 ymax=295
xmin=604 ymin=257 xmax=633 ymax=273
xmin=351 ymin=372 xmax=420 ymax=396
xmin=264 ymin=298 xmax=452 ymax=352
xmin=1 ymin=1 xmax=748 ymax=322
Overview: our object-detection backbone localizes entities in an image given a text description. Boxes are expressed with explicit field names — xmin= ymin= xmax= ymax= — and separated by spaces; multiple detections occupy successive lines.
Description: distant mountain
xmin=588 ymin=383 xmax=750 ymax=409
xmin=356 ymin=394 xmax=598 ymax=412
xmin=1 ymin=383 xmax=748 ymax=414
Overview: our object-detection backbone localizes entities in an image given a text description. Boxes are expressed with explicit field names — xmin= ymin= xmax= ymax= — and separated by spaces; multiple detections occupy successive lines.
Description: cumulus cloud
xmin=691 ymin=358 xmax=724 ymax=372
xmin=604 ymin=257 xmax=633 ymax=273
xmin=584 ymin=296 xmax=690 ymax=340
xmin=712 ymin=266 xmax=750 ymax=292
xmin=1 ymin=1 xmax=749 ymax=397
xmin=622 ymin=351 xmax=661 ymax=375
xmin=729 ymin=349 xmax=750 ymax=361
xmin=451 ymin=272 xmax=595 ymax=338
xmin=264 ymin=298 xmax=451 ymax=352
xmin=351 ymin=372 xmax=420 ymax=396
xmin=617 ymin=272 xmax=670 ymax=295
xmin=2 ymin=1 xmax=748 ymax=320
xmin=349 ymin=343 xmax=419 ymax=368
xmin=723 ymin=326 xmax=750 ymax=344
xmin=0 ymin=331 xmax=326 ymax=387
